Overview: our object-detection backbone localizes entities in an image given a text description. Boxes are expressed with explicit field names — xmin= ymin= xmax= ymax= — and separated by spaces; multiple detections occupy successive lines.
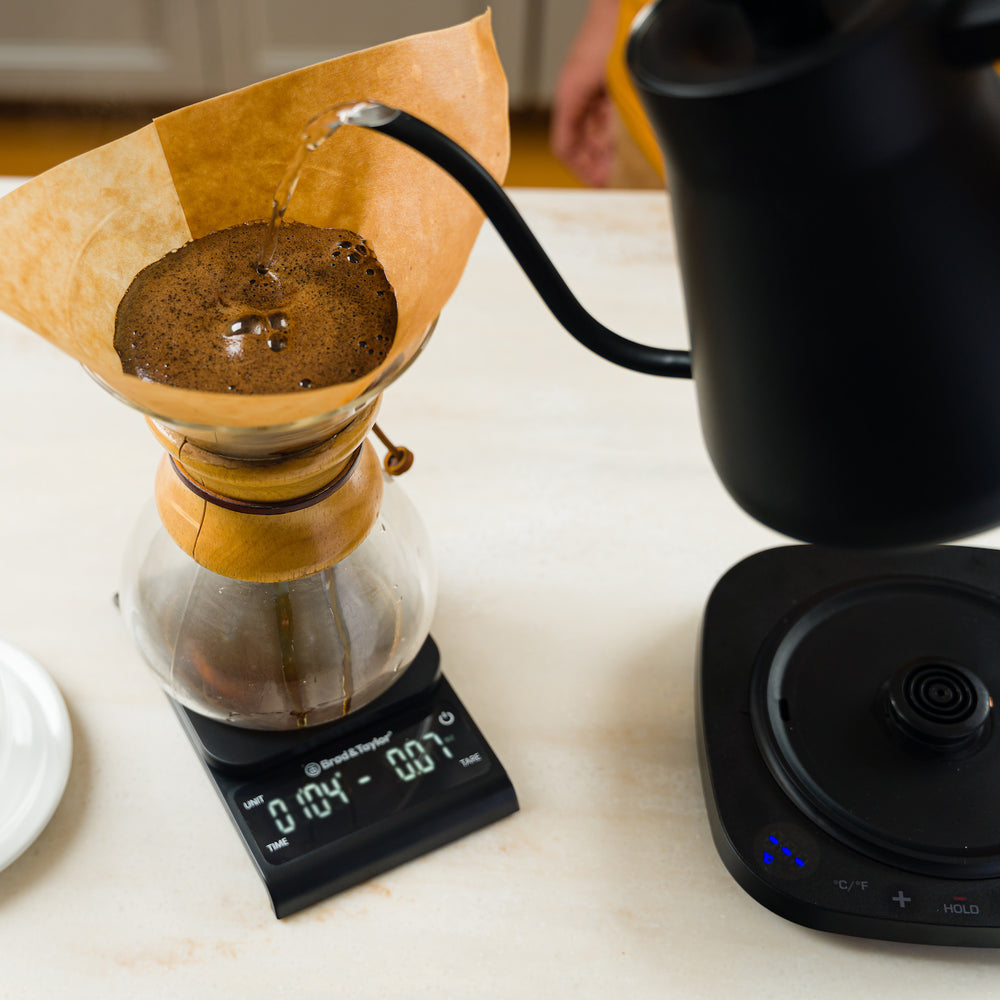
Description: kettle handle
xmin=940 ymin=0 xmax=1000 ymax=66
xmin=347 ymin=104 xmax=692 ymax=380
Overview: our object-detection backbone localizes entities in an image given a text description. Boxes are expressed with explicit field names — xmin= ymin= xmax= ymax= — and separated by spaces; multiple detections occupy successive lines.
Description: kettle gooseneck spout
xmin=341 ymin=101 xmax=693 ymax=380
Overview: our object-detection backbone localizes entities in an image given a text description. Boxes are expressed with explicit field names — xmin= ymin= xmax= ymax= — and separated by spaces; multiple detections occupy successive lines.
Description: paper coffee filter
xmin=0 ymin=13 xmax=509 ymax=429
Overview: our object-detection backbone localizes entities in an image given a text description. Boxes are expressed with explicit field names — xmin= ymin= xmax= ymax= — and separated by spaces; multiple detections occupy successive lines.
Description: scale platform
xmin=171 ymin=637 xmax=518 ymax=918
xmin=699 ymin=544 xmax=1000 ymax=947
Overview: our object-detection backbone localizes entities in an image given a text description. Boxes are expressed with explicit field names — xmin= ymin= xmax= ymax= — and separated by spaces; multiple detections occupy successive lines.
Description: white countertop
xmin=2 ymin=182 xmax=1000 ymax=996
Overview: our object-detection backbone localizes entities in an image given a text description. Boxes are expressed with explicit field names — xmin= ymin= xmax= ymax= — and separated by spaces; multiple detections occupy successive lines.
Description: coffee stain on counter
xmin=111 ymin=935 xmax=243 ymax=971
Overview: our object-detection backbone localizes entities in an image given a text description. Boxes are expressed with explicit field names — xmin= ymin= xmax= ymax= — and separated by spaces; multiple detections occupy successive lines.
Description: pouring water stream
xmin=258 ymin=100 xmax=692 ymax=379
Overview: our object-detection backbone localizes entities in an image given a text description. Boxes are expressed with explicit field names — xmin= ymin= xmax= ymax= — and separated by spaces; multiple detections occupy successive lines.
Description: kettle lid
xmin=628 ymin=0 xmax=911 ymax=94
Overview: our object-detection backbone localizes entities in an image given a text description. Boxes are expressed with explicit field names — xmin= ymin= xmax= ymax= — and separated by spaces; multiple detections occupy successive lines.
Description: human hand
xmin=550 ymin=0 xmax=619 ymax=187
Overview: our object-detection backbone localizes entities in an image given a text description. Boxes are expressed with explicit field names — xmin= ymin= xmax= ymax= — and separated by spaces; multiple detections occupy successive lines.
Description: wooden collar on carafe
xmin=149 ymin=397 xmax=384 ymax=583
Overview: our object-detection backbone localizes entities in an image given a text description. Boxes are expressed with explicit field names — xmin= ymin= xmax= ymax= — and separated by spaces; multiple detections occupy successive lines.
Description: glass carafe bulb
xmin=119 ymin=472 xmax=435 ymax=730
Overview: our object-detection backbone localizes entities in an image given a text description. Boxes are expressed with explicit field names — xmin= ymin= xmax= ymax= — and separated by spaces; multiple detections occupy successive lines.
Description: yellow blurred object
xmin=606 ymin=0 xmax=665 ymax=182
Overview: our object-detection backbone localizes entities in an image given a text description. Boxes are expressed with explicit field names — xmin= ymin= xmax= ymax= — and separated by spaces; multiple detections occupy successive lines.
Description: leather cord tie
xmin=169 ymin=444 xmax=364 ymax=516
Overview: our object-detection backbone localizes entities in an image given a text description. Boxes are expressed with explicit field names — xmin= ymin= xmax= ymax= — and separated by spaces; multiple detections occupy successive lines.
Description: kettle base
xmin=699 ymin=543 xmax=1000 ymax=946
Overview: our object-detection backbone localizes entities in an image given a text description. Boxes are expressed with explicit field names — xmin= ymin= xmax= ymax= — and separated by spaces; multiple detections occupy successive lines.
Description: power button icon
xmin=438 ymin=711 xmax=455 ymax=726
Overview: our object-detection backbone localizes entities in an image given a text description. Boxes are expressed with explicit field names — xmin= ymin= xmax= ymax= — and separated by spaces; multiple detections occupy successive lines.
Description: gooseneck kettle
xmin=345 ymin=0 xmax=1000 ymax=548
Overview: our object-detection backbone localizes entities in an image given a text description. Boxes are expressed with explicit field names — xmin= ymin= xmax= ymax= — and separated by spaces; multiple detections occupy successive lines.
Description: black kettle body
xmin=346 ymin=1 xmax=1000 ymax=547
xmin=629 ymin=0 xmax=1000 ymax=546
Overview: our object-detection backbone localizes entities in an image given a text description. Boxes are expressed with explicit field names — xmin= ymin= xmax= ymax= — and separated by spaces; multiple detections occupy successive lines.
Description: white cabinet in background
xmin=0 ymin=1 xmax=215 ymax=101
xmin=0 ymin=0 xmax=584 ymax=108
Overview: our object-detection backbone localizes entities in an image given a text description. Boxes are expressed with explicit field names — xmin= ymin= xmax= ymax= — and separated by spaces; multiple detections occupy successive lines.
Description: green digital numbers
xmin=263 ymin=722 xmax=461 ymax=842
xmin=267 ymin=797 xmax=296 ymax=835
xmin=385 ymin=731 xmax=454 ymax=782
xmin=422 ymin=731 xmax=453 ymax=759
xmin=295 ymin=777 xmax=350 ymax=818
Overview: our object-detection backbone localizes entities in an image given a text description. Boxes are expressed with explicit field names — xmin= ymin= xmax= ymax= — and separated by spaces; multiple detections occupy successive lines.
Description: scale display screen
xmin=236 ymin=702 xmax=490 ymax=864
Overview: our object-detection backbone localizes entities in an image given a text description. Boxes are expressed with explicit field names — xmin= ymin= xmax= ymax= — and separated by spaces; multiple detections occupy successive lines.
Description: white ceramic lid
xmin=0 ymin=640 xmax=72 ymax=872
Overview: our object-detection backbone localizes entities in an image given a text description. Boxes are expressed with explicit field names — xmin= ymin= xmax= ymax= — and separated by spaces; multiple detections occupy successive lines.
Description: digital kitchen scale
xmin=171 ymin=637 xmax=517 ymax=918
xmin=699 ymin=544 xmax=1000 ymax=947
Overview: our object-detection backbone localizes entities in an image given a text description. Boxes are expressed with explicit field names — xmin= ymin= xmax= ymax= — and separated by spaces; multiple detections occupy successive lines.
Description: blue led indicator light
xmin=764 ymin=833 xmax=807 ymax=871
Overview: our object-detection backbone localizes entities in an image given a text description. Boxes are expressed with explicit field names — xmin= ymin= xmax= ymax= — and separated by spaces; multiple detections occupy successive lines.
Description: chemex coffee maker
xmin=0 ymin=17 xmax=519 ymax=918
xmin=327 ymin=0 xmax=1000 ymax=947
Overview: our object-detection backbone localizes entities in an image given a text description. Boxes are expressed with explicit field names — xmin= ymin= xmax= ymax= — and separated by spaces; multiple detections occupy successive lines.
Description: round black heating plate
xmin=698 ymin=545 xmax=1000 ymax=947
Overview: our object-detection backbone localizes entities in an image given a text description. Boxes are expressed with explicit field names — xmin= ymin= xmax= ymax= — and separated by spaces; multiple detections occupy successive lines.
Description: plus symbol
xmin=892 ymin=890 xmax=912 ymax=909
